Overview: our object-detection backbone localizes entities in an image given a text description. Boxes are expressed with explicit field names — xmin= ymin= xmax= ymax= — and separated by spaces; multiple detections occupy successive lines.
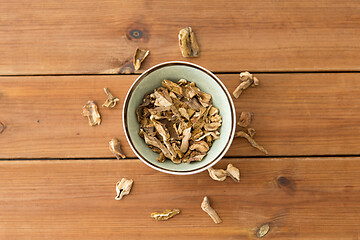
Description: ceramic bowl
xmin=123 ymin=61 xmax=236 ymax=175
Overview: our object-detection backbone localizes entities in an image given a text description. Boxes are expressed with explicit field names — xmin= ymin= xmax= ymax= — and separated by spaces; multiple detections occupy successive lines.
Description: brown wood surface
xmin=1 ymin=0 xmax=360 ymax=75
xmin=0 ymin=157 xmax=359 ymax=239
xmin=1 ymin=73 xmax=360 ymax=159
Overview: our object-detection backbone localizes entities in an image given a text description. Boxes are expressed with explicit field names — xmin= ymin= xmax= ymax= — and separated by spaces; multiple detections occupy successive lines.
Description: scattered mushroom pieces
xmin=115 ymin=178 xmax=133 ymax=200
xmin=235 ymin=131 xmax=268 ymax=154
xmin=137 ymin=79 xmax=222 ymax=164
xmin=109 ymin=138 xmax=126 ymax=159
xmin=233 ymin=71 xmax=260 ymax=98
xmin=201 ymin=196 xmax=222 ymax=224
xmin=207 ymin=164 xmax=240 ymax=182
xmin=151 ymin=209 xmax=180 ymax=221
xmin=237 ymin=112 xmax=253 ymax=128
xmin=82 ymin=101 xmax=101 ymax=126
xmin=133 ymin=48 xmax=150 ymax=70
xmin=178 ymin=27 xmax=200 ymax=58
xmin=102 ymin=88 xmax=119 ymax=108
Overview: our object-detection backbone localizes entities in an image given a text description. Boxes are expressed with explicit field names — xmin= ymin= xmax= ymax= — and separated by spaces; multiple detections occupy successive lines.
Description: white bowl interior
xmin=126 ymin=64 xmax=233 ymax=173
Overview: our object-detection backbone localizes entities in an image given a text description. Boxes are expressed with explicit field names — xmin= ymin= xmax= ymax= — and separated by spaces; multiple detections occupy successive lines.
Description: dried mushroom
xmin=102 ymin=88 xmax=119 ymax=108
xmin=201 ymin=196 xmax=222 ymax=224
xmin=208 ymin=167 xmax=227 ymax=181
xmin=226 ymin=164 xmax=240 ymax=182
xmin=178 ymin=27 xmax=200 ymax=57
xmin=238 ymin=112 xmax=253 ymax=128
xmin=137 ymin=79 xmax=222 ymax=164
xmin=151 ymin=209 xmax=180 ymax=221
xmin=256 ymin=223 xmax=270 ymax=238
xmin=208 ymin=164 xmax=240 ymax=182
xmin=115 ymin=178 xmax=133 ymax=200
xmin=233 ymin=71 xmax=260 ymax=98
xmin=247 ymin=128 xmax=256 ymax=138
xmin=109 ymin=138 xmax=126 ymax=159
xmin=133 ymin=48 xmax=150 ymax=70
xmin=235 ymin=131 xmax=268 ymax=154
xmin=82 ymin=101 xmax=101 ymax=126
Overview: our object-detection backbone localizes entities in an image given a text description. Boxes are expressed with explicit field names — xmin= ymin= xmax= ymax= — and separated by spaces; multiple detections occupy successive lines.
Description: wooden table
xmin=1 ymin=1 xmax=360 ymax=239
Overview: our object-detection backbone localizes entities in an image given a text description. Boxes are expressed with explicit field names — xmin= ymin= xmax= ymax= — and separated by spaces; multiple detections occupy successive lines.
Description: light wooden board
xmin=1 ymin=73 xmax=360 ymax=159
xmin=1 ymin=0 xmax=360 ymax=75
xmin=0 ymin=157 xmax=359 ymax=239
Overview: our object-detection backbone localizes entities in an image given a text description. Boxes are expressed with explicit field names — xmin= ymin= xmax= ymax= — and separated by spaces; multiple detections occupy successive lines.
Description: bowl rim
xmin=122 ymin=61 xmax=236 ymax=175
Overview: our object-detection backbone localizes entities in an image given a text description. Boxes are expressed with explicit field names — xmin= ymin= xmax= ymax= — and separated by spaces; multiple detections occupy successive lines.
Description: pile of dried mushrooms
xmin=137 ymin=79 xmax=222 ymax=164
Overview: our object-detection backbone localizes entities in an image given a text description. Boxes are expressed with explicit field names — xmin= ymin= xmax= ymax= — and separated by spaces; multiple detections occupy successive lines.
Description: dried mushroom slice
xmin=156 ymin=152 xmax=166 ymax=163
xmin=115 ymin=178 xmax=133 ymax=200
xmin=109 ymin=138 xmax=126 ymax=159
xmin=133 ymin=48 xmax=150 ymax=70
xmin=143 ymin=132 xmax=172 ymax=159
xmin=207 ymin=164 xmax=240 ymax=183
xmin=189 ymin=140 xmax=209 ymax=153
xmin=247 ymin=128 xmax=256 ymax=138
xmin=209 ymin=106 xmax=219 ymax=116
xmin=151 ymin=209 xmax=180 ymax=221
xmin=233 ymin=71 xmax=260 ymax=98
xmin=180 ymin=127 xmax=192 ymax=153
xmin=204 ymin=122 xmax=221 ymax=131
xmin=208 ymin=167 xmax=227 ymax=181
xmin=238 ymin=112 xmax=253 ymax=128
xmin=162 ymin=79 xmax=183 ymax=95
xmin=178 ymin=27 xmax=200 ymax=58
xmin=102 ymin=88 xmax=119 ymax=108
xmin=201 ymin=196 xmax=221 ymax=224
xmin=154 ymin=90 xmax=172 ymax=107
xmin=226 ymin=164 xmax=240 ymax=182
xmin=235 ymin=131 xmax=268 ymax=154
xmin=186 ymin=151 xmax=206 ymax=163
xmin=256 ymin=223 xmax=270 ymax=238
xmin=82 ymin=101 xmax=101 ymax=126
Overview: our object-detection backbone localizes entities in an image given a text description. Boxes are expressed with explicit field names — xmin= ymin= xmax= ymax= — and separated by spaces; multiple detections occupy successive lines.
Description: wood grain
xmin=1 ymin=73 xmax=360 ymax=159
xmin=0 ymin=157 xmax=359 ymax=239
xmin=1 ymin=0 xmax=360 ymax=75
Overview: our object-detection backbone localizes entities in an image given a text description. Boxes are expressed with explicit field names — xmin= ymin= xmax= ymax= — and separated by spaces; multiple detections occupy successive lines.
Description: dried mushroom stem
xmin=115 ymin=178 xmax=133 ymax=200
xmin=235 ymin=131 xmax=268 ymax=154
xmin=82 ymin=101 xmax=101 ymax=126
xmin=109 ymin=138 xmax=126 ymax=159
xmin=178 ymin=27 xmax=200 ymax=57
xmin=151 ymin=209 xmax=180 ymax=221
xmin=102 ymin=88 xmax=119 ymax=108
xmin=233 ymin=71 xmax=260 ymax=98
xmin=133 ymin=48 xmax=150 ymax=70
xmin=201 ymin=196 xmax=222 ymax=224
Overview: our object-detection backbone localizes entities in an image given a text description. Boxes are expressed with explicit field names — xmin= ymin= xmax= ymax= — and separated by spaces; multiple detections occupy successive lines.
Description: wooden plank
xmin=1 ymin=73 xmax=360 ymax=158
xmin=1 ymin=0 xmax=360 ymax=75
xmin=0 ymin=157 xmax=359 ymax=239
